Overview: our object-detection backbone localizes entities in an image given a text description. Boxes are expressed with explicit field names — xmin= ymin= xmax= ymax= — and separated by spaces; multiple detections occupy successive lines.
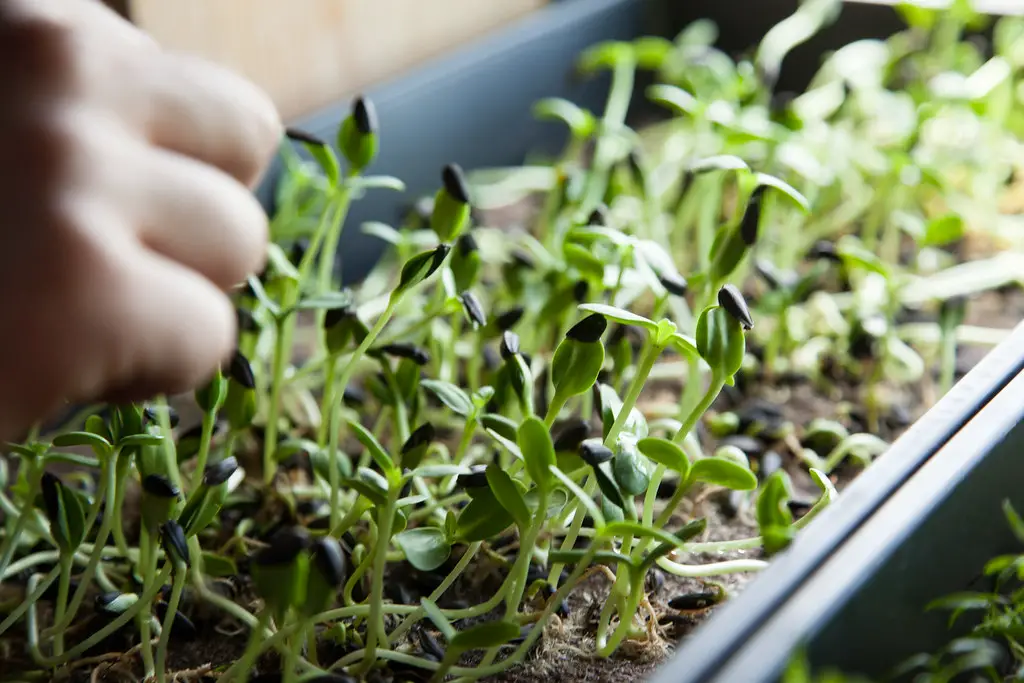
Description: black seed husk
xmin=457 ymin=232 xmax=478 ymax=256
xmin=228 ymin=351 xmax=256 ymax=389
xmin=807 ymin=240 xmax=841 ymax=263
xmin=203 ymin=456 xmax=239 ymax=487
xmin=496 ymin=307 xmax=525 ymax=331
xmin=402 ymin=423 xmax=435 ymax=455
xmin=588 ymin=205 xmax=610 ymax=226
xmin=254 ymin=527 xmax=310 ymax=566
xmin=460 ymin=291 xmax=487 ymax=327
xmin=668 ymin=592 xmax=720 ymax=611
xmin=236 ymin=307 xmax=259 ymax=333
xmin=442 ymin=163 xmax=470 ymax=204
xmin=721 ymin=435 xmax=765 ymax=457
xmin=718 ymin=284 xmax=754 ymax=330
xmin=659 ymin=272 xmax=688 ymax=297
xmin=143 ymin=475 xmax=180 ymax=499
xmin=552 ymin=419 xmax=590 ymax=452
xmin=144 ymin=405 xmax=179 ymax=429
xmin=418 ymin=629 xmax=446 ymax=660
xmin=500 ymin=331 xmax=521 ymax=360
xmin=573 ymin=279 xmax=590 ymax=302
xmin=285 ymin=127 xmax=327 ymax=146
xmin=343 ymin=385 xmax=365 ymax=407
xmin=740 ymin=188 xmax=765 ymax=246
xmin=457 ymin=465 xmax=488 ymax=489
xmin=311 ymin=537 xmax=347 ymax=588
xmin=566 ymin=314 xmax=607 ymax=343
xmin=426 ymin=244 xmax=452 ymax=278
xmin=323 ymin=305 xmax=356 ymax=330
xmin=378 ymin=343 xmax=431 ymax=366
xmin=154 ymin=601 xmax=197 ymax=641
xmin=510 ymin=250 xmax=534 ymax=270
xmin=579 ymin=442 xmax=614 ymax=466
xmin=352 ymin=96 xmax=378 ymax=135
xmin=161 ymin=520 xmax=191 ymax=567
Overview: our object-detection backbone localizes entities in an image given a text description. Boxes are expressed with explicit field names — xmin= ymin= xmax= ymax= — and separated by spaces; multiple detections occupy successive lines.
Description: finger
xmin=143 ymin=51 xmax=282 ymax=188
xmin=97 ymin=248 xmax=237 ymax=404
xmin=126 ymin=144 xmax=269 ymax=290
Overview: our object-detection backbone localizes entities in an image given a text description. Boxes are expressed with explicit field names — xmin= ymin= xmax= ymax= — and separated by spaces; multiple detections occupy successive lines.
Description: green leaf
xmin=757 ymin=471 xmax=795 ymax=556
xmin=118 ymin=434 xmax=164 ymax=449
xmin=394 ymin=245 xmax=450 ymax=297
xmin=395 ymin=527 xmax=452 ymax=572
xmin=921 ymin=213 xmax=965 ymax=248
xmin=753 ymin=172 xmax=811 ymax=213
xmin=532 ymin=97 xmax=596 ymax=138
xmin=51 ymin=431 xmax=112 ymax=455
xmin=578 ymin=304 xmax=657 ymax=334
xmin=601 ymin=521 xmax=681 ymax=547
xmin=347 ymin=175 xmax=406 ymax=193
xmin=564 ymin=243 xmax=606 ymax=282
xmin=6 ymin=443 xmax=40 ymax=459
xmin=341 ymin=476 xmax=387 ymax=506
xmin=456 ymin=488 xmax=514 ymax=541
xmin=689 ymin=457 xmax=758 ymax=490
xmin=926 ymin=592 xmax=1005 ymax=613
xmin=550 ymin=339 xmax=605 ymax=399
xmin=524 ymin=487 xmax=568 ymax=519
xmin=1003 ymin=500 xmax=1024 ymax=545
xmin=292 ymin=291 xmax=355 ymax=312
xmin=420 ymin=597 xmax=456 ymax=641
xmin=480 ymin=413 xmax=518 ymax=443
xmin=450 ymin=620 xmax=520 ymax=652
xmin=688 ymin=155 xmax=750 ymax=174
xmin=421 ymin=379 xmax=474 ymax=418
xmin=201 ymin=552 xmax=238 ymax=578
xmin=42 ymin=474 xmax=86 ymax=554
xmin=347 ymin=420 xmax=396 ymax=474
xmin=361 ymin=221 xmax=404 ymax=245
xmin=647 ymin=84 xmax=699 ymax=116
xmin=486 ymin=465 xmax=531 ymax=529
xmin=245 ymin=275 xmax=281 ymax=316
xmin=836 ymin=235 xmax=891 ymax=277
xmin=408 ymin=464 xmax=470 ymax=479
xmin=517 ymin=417 xmax=556 ymax=491
xmin=45 ymin=452 xmax=101 ymax=469
xmin=613 ymin=440 xmax=650 ymax=496
xmin=668 ymin=332 xmax=699 ymax=359
xmin=552 ymin=466 xmax=605 ymax=528
xmin=485 ymin=429 xmax=523 ymax=462
xmin=637 ymin=437 xmax=690 ymax=476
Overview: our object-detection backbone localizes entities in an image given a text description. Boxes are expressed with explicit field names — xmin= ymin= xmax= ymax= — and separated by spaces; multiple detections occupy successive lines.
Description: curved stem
xmin=53 ymin=451 xmax=120 ymax=633
xmin=191 ymin=412 xmax=217 ymax=491
xmin=0 ymin=462 xmax=40 ymax=587
xmin=672 ymin=372 xmax=725 ymax=445
xmin=155 ymin=566 xmax=186 ymax=683
xmin=360 ymin=489 xmax=398 ymax=673
xmin=48 ymin=564 xmax=172 ymax=665
xmin=50 ymin=553 xmax=73 ymax=656
xmin=0 ymin=565 xmax=59 ymax=637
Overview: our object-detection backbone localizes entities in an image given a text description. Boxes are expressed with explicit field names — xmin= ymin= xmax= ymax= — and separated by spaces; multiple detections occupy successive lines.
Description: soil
xmin=3 ymin=143 xmax=1024 ymax=683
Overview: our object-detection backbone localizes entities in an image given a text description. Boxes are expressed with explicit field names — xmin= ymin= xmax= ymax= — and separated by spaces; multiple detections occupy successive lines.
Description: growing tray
xmin=653 ymin=320 xmax=1024 ymax=683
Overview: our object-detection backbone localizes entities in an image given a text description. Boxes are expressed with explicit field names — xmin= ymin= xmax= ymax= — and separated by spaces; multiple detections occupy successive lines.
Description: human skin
xmin=0 ymin=0 xmax=282 ymax=439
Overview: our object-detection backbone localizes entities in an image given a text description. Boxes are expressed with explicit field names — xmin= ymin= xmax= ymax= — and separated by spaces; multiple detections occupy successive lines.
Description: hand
xmin=0 ymin=0 xmax=282 ymax=439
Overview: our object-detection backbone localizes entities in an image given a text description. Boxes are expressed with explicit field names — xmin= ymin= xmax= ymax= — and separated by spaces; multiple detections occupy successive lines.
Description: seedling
xmin=0 ymin=5 xmax=1021 ymax=682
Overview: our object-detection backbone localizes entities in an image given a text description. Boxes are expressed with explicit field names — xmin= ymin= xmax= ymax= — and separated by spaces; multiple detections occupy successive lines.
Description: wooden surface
xmin=129 ymin=0 xmax=548 ymax=120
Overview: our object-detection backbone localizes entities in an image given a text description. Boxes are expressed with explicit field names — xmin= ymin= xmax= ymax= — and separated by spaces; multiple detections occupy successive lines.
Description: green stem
xmin=264 ymin=315 xmax=293 ymax=485
xmin=48 ymin=564 xmax=172 ymax=665
xmin=50 ymin=553 xmax=73 ymax=656
xmin=111 ymin=447 xmax=133 ymax=562
xmin=316 ymin=188 xmax=353 ymax=319
xmin=51 ymin=450 xmax=119 ymax=633
xmin=672 ymin=372 xmax=725 ymax=445
xmin=606 ymin=342 xmax=662 ymax=448
xmin=0 ymin=565 xmax=59 ymax=637
xmin=939 ymin=325 xmax=958 ymax=396
xmin=318 ymin=354 xmax=339 ymax=449
xmin=543 ymin=391 xmax=569 ymax=428
xmin=389 ymin=542 xmax=482 ymax=642
xmin=231 ymin=610 xmax=271 ymax=683
xmin=361 ymin=489 xmax=399 ymax=673
xmin=0 ymin=461 xmax=40 ymax=587
xmin=155 ymin=565 xmax=186 ymax=683
xmin=138 ymin=531 xmax=159 ymax=677
xmin=191 ymin=411 xmax=217 ymax=490
xmin=580 ymin=59 xmax=636 ymax=213
xmin=328 ymin=302 xmax=397 ymax=530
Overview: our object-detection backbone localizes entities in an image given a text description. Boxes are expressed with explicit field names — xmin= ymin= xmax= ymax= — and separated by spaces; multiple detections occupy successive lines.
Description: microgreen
xmin=3 ymin=5 xmax=1022 ymax=681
